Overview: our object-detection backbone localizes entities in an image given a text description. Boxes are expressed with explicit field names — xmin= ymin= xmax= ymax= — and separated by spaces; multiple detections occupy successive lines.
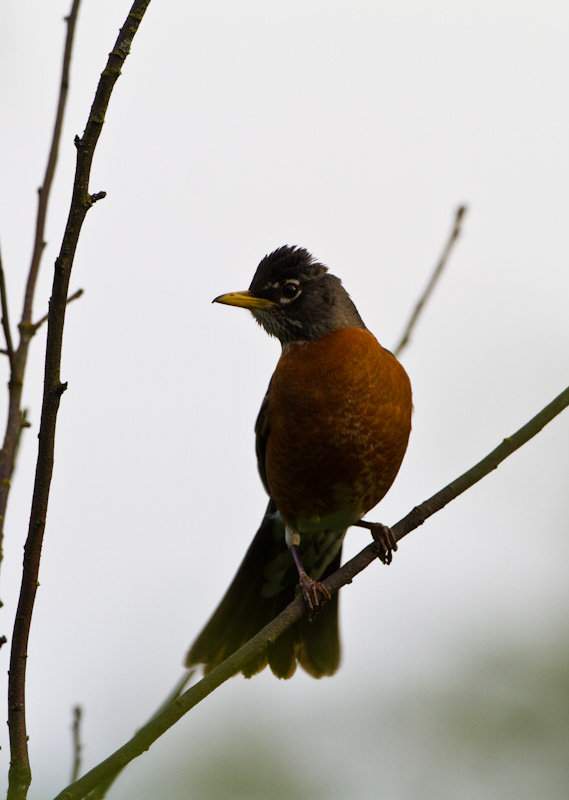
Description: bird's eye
xmin=281 ymin=280 xmax=300 ymax=300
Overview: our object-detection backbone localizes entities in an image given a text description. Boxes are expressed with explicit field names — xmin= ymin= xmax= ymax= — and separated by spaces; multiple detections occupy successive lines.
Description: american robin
xmin=186 ymin=246 xmax=412 ymax=679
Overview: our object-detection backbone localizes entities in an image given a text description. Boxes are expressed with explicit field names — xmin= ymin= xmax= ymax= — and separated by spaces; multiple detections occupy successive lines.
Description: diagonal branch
xmin=85 ymin=671 xmax=196 ymax=800
xmin=394 ymin=205 xmax=467 ymax=358
xmin=31 ymin=288 xmax=84 ymax=333
xmin=7 ymin=3 xmax=152 ymax=799
xmin=52 ymin=383 xmax=569 ymax=800
xmin=326 ymin=383 xmax=569 ymax=586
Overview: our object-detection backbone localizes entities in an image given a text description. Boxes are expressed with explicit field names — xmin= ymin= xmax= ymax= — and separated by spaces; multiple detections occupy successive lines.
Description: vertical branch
xmin=0 ymin=0 xmax=82 ymax=589
xmin=71 ymin=706 xmax=83 ymax=785
xmin=7 ymin=2 xmax=152 ymax=799
xmin=0 ymin=242 xmax=15 ymax=369
xmin=22 ymin=0 xmax=81 ymax=328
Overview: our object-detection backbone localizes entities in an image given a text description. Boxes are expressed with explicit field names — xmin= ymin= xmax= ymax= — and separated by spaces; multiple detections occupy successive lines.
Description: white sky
xmin=0 ymin=1 xmax=568 ymax=798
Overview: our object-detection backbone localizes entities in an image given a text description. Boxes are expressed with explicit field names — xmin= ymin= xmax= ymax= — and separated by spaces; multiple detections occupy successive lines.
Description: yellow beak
xmin=212 ymin=291 xmax=277 ymax=309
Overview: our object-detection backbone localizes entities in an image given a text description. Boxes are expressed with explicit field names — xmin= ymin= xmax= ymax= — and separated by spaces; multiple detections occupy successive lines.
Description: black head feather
xmin=247 ymin=246 xmax=366 ymax=344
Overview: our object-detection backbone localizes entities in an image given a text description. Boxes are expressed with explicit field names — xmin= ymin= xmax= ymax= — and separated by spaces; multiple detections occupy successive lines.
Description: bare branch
xmin=52 ymin=384 xmax=569 ymax=800
xmin=89 ymin=191 xmax=107 ymax=205
xmin=0 ymin=241 xmax=15 ymax=370
xmin=0 ymin=0 xmax=82 ymax=594
xmin=71 ymin=706 xmax=83 ymax=785
xmin=85 ymin=671 xmax=196 ymax=800
xmin=329 ymin=383 xmax=569 ymax=582
xmin=21 ymin=0 xmax=81 ymax=327
xmin=7 ymin=2 xmax=152 ymax=798
xmin=31 ymin=288 xmax=84 ymax=333
xmin=394 ymin=205 xmax=467 ymax=358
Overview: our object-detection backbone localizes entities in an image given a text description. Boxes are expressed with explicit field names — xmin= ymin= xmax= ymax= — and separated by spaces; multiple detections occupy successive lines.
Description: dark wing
xmin=254 ymin=382 xmax=272 ymax=495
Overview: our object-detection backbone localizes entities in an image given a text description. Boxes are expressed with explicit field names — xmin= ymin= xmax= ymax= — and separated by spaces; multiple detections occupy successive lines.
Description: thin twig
xmin=21 ymin=2 xmax=81 ymax=328
xmin=0 ymin=241 xmax=15 ymax=369
xmin=393 ymin=205 xmax=467 ymax=358
xmin=52 ymin=384 xmax=569 ymax=800
xmin=31 ymin=288 xmax=84 ymax=333
xmin=7 ymin=3 xmax=151 ymax=799
xmin=71 ymin=706 xmax=83 ymax=784
xmin=0 ymin=0 xmax=82 ymax=595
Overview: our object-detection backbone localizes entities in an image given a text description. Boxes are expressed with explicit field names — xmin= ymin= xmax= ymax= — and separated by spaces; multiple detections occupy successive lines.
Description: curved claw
xmin=298 ymin=571 xmax=331 ymax=617
xmin=355 ymin=520 xmax=398 ymax=564
xmin=370 ymin=522 xmax=398 ymax=564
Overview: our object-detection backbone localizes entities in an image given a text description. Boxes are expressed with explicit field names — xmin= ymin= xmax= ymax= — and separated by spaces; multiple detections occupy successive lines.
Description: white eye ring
xmin=280 ymin=280 xmax=301 ymax=302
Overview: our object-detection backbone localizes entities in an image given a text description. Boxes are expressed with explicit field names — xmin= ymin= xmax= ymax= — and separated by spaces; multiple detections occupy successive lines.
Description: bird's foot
xmin=297 ymin=571 xmax=331 ymax=617
xmin=290 ymin=538 xmax=331 ymax=617
xmin=370 ymin=522 xmax=397 ymax=564
xmin=355 ymin=520 xmax=398 ymax=564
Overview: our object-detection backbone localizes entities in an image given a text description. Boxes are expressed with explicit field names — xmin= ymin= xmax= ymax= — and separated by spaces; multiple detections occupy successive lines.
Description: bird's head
xmin=213 ymin=246 xmax=366 ymax=344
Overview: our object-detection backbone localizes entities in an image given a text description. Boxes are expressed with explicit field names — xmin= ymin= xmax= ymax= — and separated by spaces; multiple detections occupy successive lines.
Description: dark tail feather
xmin=185 ymin=500 xmax=342 ymax=679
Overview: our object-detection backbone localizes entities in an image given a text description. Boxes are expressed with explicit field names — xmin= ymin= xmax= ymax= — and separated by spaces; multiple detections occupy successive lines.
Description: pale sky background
xmin=0 ymin=1 xmax=568 ymax=798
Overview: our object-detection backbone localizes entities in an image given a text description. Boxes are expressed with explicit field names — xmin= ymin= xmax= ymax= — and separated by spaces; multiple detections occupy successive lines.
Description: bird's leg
xmin=355 ymin=520 xmax=398 ymax=565
xmin=291 ymin=545 xmax=332 ymax=615
xmin=287 ymin=528 xmax=331 ymax=616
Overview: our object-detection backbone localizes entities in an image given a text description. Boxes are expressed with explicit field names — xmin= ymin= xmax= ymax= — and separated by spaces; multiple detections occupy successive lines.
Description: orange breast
xmin=263 ymin=327 xmax=412 ymax=532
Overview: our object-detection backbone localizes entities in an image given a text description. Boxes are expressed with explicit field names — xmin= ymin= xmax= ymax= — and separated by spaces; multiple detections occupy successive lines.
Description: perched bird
xmin=186 ymin=246 xmax=412 ymax=679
